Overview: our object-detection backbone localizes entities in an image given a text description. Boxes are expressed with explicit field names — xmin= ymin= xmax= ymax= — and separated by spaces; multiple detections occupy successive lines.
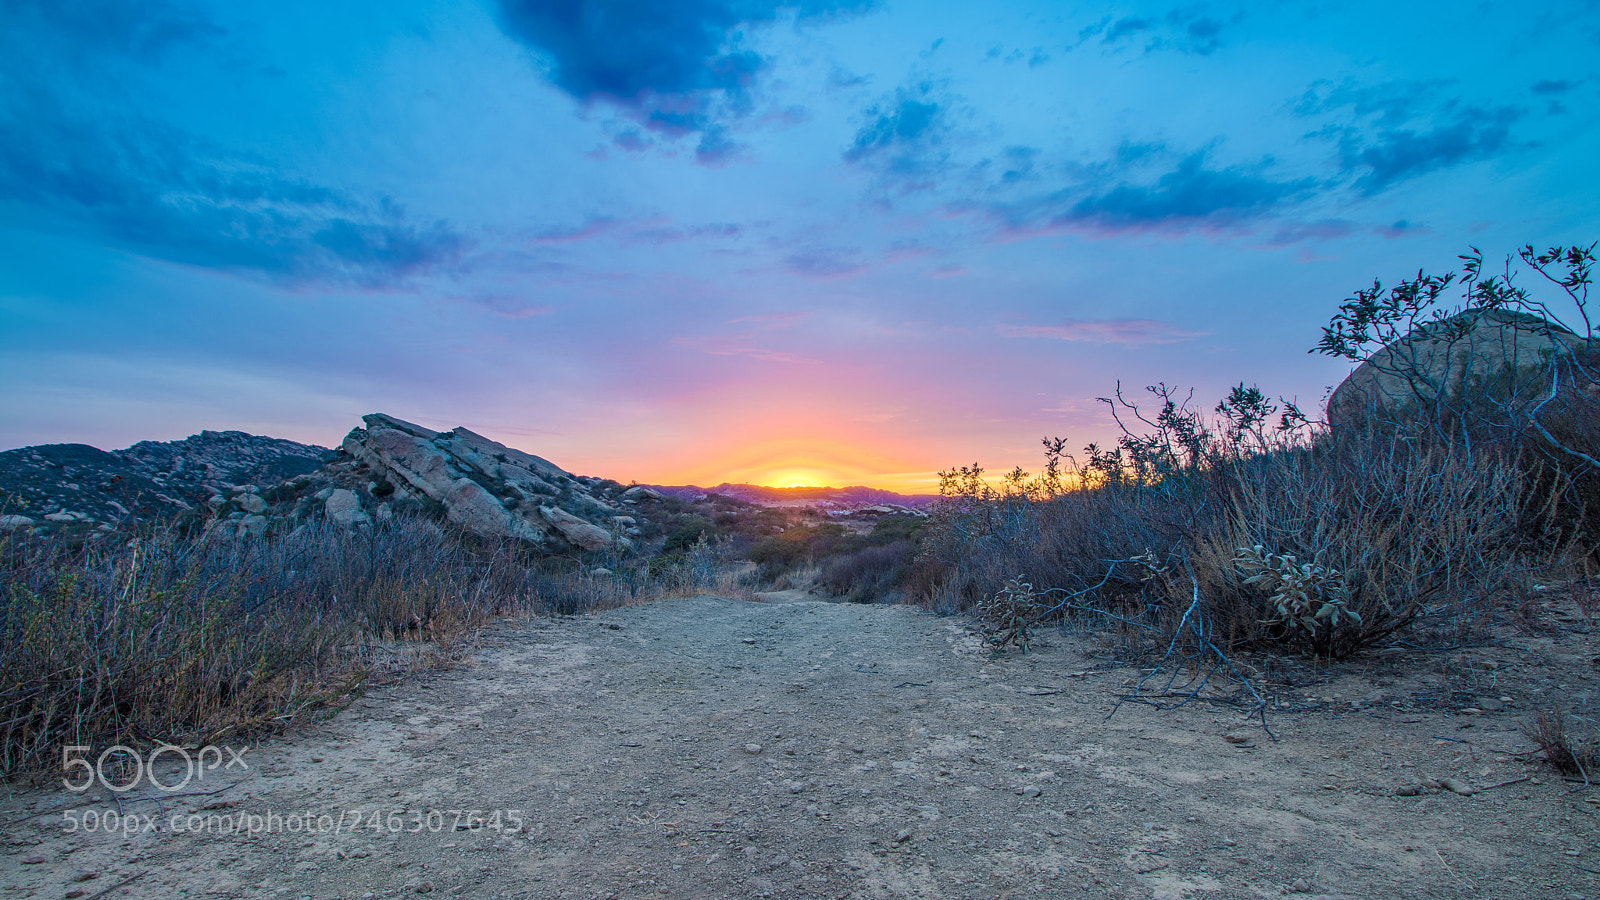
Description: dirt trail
xmin=4 ymin=595 xmax=1598 ymax=899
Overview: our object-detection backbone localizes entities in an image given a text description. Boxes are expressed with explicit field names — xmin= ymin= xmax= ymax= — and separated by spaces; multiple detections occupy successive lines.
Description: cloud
xmin=1008 ymin=151 xmax=1312 ymax=235
xmin=1531 ymin=79 xmax=1576 ymax=96
xmin=1077 ymin=8 xmax=1236 ymax=55
xmin=1374 ymin=219 xmax=1429 ymax=239
xmin=1000 ymin=319 xmax=1207 ymax=344
xmin=462 ymin=296 xmax=555 ymax=319
xmin=0 ymin=91 xmax=467 ymax=288
xmin=673 ymin=312 xmax=821 ymax=363
xmin=1103 ymin=16 xmax=1153 ymax=43
xmin=844 ymin=83 xmax=945 ymax=162
xmin=1297 ymin=79 xmax=1523 ymax=194
xmin=495 ymin=0 xmax=875 ymax=161
xmin=0 ymin=3 xmax=466 ymax=288
xmin=528 ymin=216 xmax=743 ymax=246
xmin=841 ymin=79 xmax=963 ymax=193
xmin=1265 ymin=218 xmax=1356 ymax=245
xmin=782 ymin=247 xmax=867 ymax=279
xmin=5 ymin=0 xmax=225 ymax=62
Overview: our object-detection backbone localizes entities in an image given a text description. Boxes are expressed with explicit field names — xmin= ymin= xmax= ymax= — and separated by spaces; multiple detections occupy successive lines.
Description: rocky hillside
xmin=1 ymin=414 xmax=650 ymax=553
xmin=0 ymin=431 xmax=330 ymax=532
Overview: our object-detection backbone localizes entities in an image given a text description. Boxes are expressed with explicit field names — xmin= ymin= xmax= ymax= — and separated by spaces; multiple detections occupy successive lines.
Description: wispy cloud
xmin=1297 ymin=79 xmax=1523 ymax=194
xmin=528 ymin=216 xmax=742 ymax=246
xmin=0 ymin=93 xmax=466 ymax=287
xmin=1000 ymin=319 xmax=1206 ymax=344
xmin=988 ymin=150 xmax=1313 ymax=238
xmin=673 ymin=312 xmax=821 ymax=363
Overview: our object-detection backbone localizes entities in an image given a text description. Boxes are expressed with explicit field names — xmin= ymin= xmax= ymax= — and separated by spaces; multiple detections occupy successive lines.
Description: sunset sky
xmin=2 ymin=1 xmax=1597 ymax=491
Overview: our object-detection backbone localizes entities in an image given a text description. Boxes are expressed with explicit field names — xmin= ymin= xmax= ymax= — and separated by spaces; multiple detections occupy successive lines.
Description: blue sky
xmin=2 ymin=0 xmax=1597 ymax=489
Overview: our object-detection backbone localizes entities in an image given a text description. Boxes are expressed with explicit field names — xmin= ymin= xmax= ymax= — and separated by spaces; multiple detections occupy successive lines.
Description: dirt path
xmin=4 ymin=595 xmax=1598 ymax=899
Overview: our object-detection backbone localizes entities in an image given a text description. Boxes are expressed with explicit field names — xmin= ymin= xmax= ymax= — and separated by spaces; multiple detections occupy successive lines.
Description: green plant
xmin=974 ymin=575 xmax=1045 ymax=651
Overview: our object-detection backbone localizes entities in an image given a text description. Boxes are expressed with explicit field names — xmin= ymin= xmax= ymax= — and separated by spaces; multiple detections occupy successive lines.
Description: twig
xmin=86 ymin=870 xmax=147 ymax=900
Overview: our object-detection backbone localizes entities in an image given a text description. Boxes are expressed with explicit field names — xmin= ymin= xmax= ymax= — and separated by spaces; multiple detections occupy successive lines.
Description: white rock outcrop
xmin=337 ymin=414 xmax=625 ymax=551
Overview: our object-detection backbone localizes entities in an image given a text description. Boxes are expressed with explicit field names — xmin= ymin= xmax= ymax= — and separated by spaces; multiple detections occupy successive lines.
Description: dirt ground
xmin=4 ymin=591 xmax=1599 ymax=899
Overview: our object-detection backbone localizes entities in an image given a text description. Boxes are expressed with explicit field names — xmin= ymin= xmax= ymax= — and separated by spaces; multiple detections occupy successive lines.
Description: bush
xmin=0 ymin=515 xmax=650 ymax=780
xmin=916 ymin=383 xmax=1562 ymax=659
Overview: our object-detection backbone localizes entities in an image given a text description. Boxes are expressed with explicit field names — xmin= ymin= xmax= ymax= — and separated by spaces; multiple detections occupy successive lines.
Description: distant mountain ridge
xmin=648 ymin=482 xmax=939 ymax=509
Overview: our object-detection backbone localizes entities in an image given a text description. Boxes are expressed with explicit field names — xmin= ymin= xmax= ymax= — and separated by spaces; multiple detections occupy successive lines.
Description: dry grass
xmin=0 ymin=516 xmax=746 ymax=781
xmin=915 ymin=419 xmax=1577 ymax=659
xmin=1523 ymin=709 xmax=1599 ymax=779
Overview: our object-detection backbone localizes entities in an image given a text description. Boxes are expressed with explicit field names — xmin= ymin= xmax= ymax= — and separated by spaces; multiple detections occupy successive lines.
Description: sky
xmin=2 ymin=0 xmax=1597 ymax=491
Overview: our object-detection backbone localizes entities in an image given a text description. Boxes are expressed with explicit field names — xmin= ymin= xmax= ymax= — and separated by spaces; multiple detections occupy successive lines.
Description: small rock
xmin=22 ymin=855 xmax=46 ymax=864
xmin=1395 ymin=783 xmax=1424 ymax=797
xmin=1020 ymin=785 xmax=1043 ymax=798
xmin=1440 ymin=777 xmax=1476 ymax=796
xmin=743 ymin=743 xmax=763 ymax=755
xmin=1290 ymin=878 xmax=1311 ymax=893
xmin=893 ymin=828 xmax=914 ymax=843
xmin=66 ymin=891 xmax=86 ymax=899
xmin=415 ymin=881 xmax=433 ymax=894
xmin=237 ymin=493 xmax=268 ymax=514
xmin=1223 ymin=732 xmax=1252 ymax=744
xmin=72 ymin=872 xmax=98 ymax=882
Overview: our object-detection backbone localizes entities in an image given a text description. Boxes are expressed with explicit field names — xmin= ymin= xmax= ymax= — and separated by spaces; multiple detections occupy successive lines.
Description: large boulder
xmin=333 ymin=414 xmax=627 ymax=552
xmin=324 ymin=489 xmax=371 ymax=527
xmin=1327 ymin=309 xmax=1598 ymax=430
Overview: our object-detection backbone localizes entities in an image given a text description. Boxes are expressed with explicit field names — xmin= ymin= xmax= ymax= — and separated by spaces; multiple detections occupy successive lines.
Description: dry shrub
xmin=915 ymin=391 xmax=1570 ymax=659
xmin=0 ymin=515 xmax=644 ymax=780
xmin=818 ymin=540 xmax=916 ymax=602
xmin=1523 ymin=709 xmax=1599 ymax=778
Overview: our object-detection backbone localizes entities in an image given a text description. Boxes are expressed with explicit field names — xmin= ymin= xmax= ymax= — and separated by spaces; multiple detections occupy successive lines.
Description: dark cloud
xmin=1103 ymin=17 xmax=1153 ymax=43
xmin=841 ymin=81 xmax=958 ymax=190
xmin=1051 ymin=152 xmax=1313 ymax=234
xmin=845 ymin=90 xmax=942 ymax=161
xmin=0 ymin=89 xmax=466 ymax=288
xmin=1531 ymin=79 xmax=1576 ymax=96
xmin=495 ymin=0 xmax=875 ymax=160
xmin=1374 ymin=219 xmax=1429 ymax=239
xmin=1078 ymin=8 xmax=1235 ymax=55
xmin=1298 ymin=80 xmax=1523 ymax=193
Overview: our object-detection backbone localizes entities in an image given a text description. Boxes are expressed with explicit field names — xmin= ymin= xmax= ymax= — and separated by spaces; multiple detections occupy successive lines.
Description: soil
xmin=4 ymin=591 xmax=1599 ymax=899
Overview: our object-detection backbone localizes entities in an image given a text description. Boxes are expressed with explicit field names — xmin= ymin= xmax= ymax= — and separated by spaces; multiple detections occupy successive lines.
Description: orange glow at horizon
xmin=650 ymin=434 xmax=943 ymax=495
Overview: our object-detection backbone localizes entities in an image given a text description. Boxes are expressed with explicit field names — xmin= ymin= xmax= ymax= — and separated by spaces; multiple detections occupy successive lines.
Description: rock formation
xmin=334 ymin=414 xmax=632 ymax=552
xmin=0 ymin=415 xmax=644 ymax=553
xmin=1327 ymin=308 xmax=1599 ymax=430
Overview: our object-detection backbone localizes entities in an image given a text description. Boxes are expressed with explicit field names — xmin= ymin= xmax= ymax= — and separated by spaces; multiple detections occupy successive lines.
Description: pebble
xmin=1290 ymin=878 xmax=1311 ymax=893
xmin=1395 ymin=783 xmax=1424 ymax=797
xmin=1020 ymin=786 xmax=1042 ymax=798
xmin=21 ymin=856 xmax=45 ymax=865
xmin=65 ymin=892 xmax=85 ymax=899
xmin=743 ymin=743 xmax=763 ymax=755
xmin=893 ymin=828 xmax=914 ymax=843
xmin=1440 ymin=777 xmax=1476 ymax=796
xmin=72 ymin=872 xmax=97 ymax=883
